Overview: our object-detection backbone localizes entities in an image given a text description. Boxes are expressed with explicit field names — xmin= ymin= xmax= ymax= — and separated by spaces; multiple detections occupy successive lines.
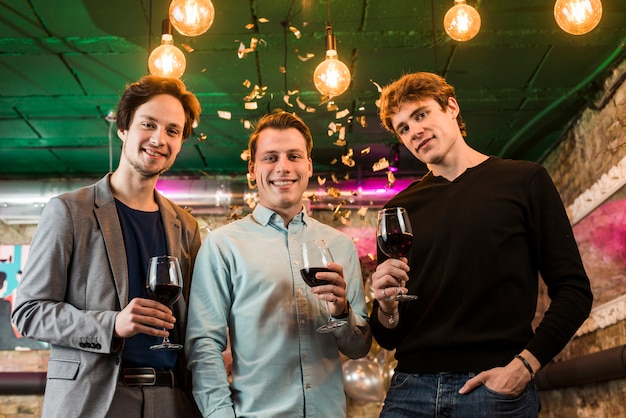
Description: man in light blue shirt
xmin=185 ymin=112 xmax=372 ymax=417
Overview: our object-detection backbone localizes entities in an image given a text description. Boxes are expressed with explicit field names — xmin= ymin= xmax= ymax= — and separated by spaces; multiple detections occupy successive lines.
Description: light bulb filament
xmin=452 ymin=10 xmax=470 ymax=34
xmin=564 ymin=0 xmax=593 ymax=24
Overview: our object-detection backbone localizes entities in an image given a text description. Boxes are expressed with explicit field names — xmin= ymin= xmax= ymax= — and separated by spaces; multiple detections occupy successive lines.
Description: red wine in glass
xmin=299 ymin=240 xmax=348 ymax=333
xmin=147 ymin=284 xmax=182 ymax=307
xmin=377 ymin=207 xmax=418 ymax=301
xmin=300 ymin=267 xmax=331 ymax=287
xmin=146 ymin=255 xmax=184 ymax=350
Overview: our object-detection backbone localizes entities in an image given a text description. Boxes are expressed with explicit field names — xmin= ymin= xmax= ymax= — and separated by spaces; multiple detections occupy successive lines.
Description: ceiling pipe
xmin=535 ymin=344 xmax=626 ymax=391
xmin=0 ymin=372 xmax=46 ymax=395
xmin=499 ymin=36 xmax=626 ymax=158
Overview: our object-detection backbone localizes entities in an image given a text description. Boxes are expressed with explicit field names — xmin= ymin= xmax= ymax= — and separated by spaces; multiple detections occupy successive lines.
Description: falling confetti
xmin=336 ymin=109 xmax=350 ymax=119
xmin=361 ymin=147 xmax=371 ymax=155
xmin=317 ymin=176 xmax=327 ymax=186
xmin=241 ymin=150 xmax=251 ymax=161
xmin=289 ymin=26 xmax=301 ymax=39
xmin=387 ymin=170 xmax=396 ymax=188
xmin=298 ymin=53 xmax=315 ymax=61
xmin=326 ymin=187 xmax=341 ymax=198
xmin=371 ymin=79 xmax=383 ymax=92
xmin=217 ymin=110 xmax=232 ymax=120
xmin=244 ymin=101 xmax=258 ymax=110
xmin=373 ymin=157 xmax=390 ymax=172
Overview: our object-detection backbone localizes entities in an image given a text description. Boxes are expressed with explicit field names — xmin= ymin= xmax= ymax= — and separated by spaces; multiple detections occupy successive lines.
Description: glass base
xmin=386 ymin=294 xmax=419 ymax=302
xmin=317 ymin=319 xmax=348 ymax=333
xmin=150 ymin=342 xmax=183 ymax=350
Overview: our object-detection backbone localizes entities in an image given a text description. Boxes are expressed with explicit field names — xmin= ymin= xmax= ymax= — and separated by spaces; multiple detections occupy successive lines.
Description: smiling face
xmin=248 ymin=127 xmax=313 ymax=224
xmin=390 ymin=97 xmax=463 ymax=166
xmin=116 ymin=94 xmax=186 ymax=179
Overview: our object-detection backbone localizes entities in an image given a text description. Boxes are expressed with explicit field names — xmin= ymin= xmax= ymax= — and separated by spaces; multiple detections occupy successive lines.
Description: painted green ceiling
xmin=1 ymin=0 xmax=625 ymax=186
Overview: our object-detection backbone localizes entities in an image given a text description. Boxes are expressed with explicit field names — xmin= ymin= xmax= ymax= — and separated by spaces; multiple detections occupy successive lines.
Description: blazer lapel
xmin=93 ymin=175 xmax=129 ymax=309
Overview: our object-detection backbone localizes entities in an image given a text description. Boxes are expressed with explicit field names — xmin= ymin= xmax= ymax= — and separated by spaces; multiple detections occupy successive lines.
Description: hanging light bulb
xmin=169 ymin=0 xmax=215 ymax=37
xmin=554 ymin=0 xmax=602 ymax=35
xmin=148 ymin=19 xmax=186 ymax=79
xmin=313 ymin=24 xmax=351 ymax=99
xmin=444 ymin=0 xmax=481 ymax=42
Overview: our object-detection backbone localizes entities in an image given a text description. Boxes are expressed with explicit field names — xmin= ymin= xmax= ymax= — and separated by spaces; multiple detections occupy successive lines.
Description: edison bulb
xmin=444 ymin=0 xmax=481 ymax=42
xmin=554 ymin=0 xmax=602 ymax=35
xmin=313 ymin=50 xmax=351 ymax=99
xmin=169 ymin=0 xmax=215 ymax=37
xmin=148 ymin=34 xmax=186 ymax=79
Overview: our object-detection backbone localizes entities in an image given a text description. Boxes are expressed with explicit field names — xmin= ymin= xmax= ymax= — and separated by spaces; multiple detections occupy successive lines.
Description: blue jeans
xmin=379 ymin=372 xmax=541 ymax=418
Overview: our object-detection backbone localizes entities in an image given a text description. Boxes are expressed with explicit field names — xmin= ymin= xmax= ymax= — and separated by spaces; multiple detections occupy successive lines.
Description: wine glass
xmin=146 ymin=255 xmax=183 ymax=350
xmin=377 ymin=207 xmax=418 ymax=301
xmin=299 ymin=240 xmax=348 ymax=333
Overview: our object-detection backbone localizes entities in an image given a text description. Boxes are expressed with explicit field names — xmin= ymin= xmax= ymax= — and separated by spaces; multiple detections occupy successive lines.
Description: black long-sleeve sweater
xmin=371 ymin=156 xmax=593 ymax=373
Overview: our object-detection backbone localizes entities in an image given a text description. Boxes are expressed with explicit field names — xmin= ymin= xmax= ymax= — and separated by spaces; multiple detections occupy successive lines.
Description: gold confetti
xmin=288 ymin=89 xmax=299 ymax=95
xmin=357 ymin=115 xmax=367 ymax=127
xmin=258 ymin=17 xmax=269 ymax=23
xmin=338 ymin=126 xmax=346 ymax=140
xmin=244 ymin=101 xmax=258 ymax=110
xmin=373 ymin=157 xmax=390 ymax=172
xmin=326 ymin=187 xmax=341 ymax=198
xmin=357 ymin=207 xmax=368 ymax=220
xmin=289 ymin=26 xmax=301 ymax=39
xmin=217 ymin=110 xmax=232 ymax=120
xmin=371 ymin=79 xmax=383 ymax=92
xmin=245 ymin=23 xmax=255 ymax=30
xmin=341 ymin=151 xmax=355 ymax=167
xmin=317 ymin=176 xmax=327 ymax=186
xmin=283 ymin=95 xmax=293 ymax=107
xmin=387 ymin=170 xmax=396 ymax=188
xmin=361 ymin=147 xmax=371 ymax=155
xmin=181 ymin=43 xmax=194 ymax=53
xmin=334 ymin=139 xmax=347 ymax=147
xmin=336 ymin=109 xmax=350 ymax=119
xmin=296 ymin=97 xmax=307 ymax=110
xmin=197 ymin=133 xmax=207 ymax=141
xmin=242 ymin=119 xmax=252 ymax=129
xmin=330 ymin=158 xmax=338 ymax=165
xmin=298 ymin=53 xmax=315 ymax=61
xmin=331 ymin=174 xmax=338 ymax=183
xmin=243 ymin=79 xmax=251 ymax=88
xmin=326 ymin=101 xmax=338 ymax=111
xmin=228 ymin=205 xmax=244 ymax=221
xmin=279 ymin=66 xmax=286 ymax=74
xmin=241 ymin=150 xmax=250 ymax=161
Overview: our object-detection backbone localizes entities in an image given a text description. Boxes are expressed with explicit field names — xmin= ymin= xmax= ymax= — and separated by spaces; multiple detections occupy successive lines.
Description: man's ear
xmin=117 ymin=129 xmax=126 ymax=142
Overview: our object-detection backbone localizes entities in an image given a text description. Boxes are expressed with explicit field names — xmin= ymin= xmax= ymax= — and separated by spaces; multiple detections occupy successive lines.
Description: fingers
xmin=114 ymin=298 xmax=176 ymax=339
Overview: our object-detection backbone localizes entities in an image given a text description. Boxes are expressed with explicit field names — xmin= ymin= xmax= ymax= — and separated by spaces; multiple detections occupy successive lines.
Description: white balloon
xmin=342 ymin=358 xmax=385 ymax=402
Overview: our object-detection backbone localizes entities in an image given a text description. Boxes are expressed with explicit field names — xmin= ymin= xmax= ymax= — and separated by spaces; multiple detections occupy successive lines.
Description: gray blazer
xmin=12 ymin=174 xmax=202 ymax=418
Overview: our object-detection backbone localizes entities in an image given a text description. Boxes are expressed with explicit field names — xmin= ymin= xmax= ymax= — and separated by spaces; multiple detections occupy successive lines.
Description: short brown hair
xmin=248 ymin=112 xmax=313 ymax=162
xmin=379 ymin=72 xmax=466 ymax=137
xmin=116 ymin=75 xmax=201 ymax=140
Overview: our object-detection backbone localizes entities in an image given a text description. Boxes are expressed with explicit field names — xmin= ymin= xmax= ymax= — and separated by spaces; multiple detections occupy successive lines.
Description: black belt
xmin=120 ymin=367 xmax=177 ymax=387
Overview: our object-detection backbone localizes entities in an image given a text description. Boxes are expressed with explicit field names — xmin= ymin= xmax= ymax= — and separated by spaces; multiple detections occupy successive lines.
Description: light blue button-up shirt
xmin=186 ymin=204 xmax=372 ymax=417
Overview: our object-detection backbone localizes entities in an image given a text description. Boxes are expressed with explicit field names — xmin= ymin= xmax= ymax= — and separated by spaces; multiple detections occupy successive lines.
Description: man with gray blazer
xmin=12 ymin=76 xmax=203 ymax=418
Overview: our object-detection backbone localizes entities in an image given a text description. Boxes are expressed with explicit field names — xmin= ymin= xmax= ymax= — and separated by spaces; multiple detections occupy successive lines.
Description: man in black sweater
xmin=370 ymin=72 xmax=592 ymax=417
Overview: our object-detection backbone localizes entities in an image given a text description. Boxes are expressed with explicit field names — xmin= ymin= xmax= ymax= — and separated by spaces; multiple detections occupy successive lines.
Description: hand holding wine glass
xmin=146 ymin=255 xmax=183 ymax=350
xmin=377 ymin=207 xmax=418 ymax=301
xmin=299 ymin=240 xmax=348 ymax=333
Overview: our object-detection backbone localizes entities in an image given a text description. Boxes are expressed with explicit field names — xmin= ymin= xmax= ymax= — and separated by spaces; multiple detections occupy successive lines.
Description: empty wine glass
xmin=146 ymin=255 xmax=183 ymax=350
xmin=377 ymin=207 xmax=418 ymax=301
xmin=299 ymin=240 xmax=348 ymax=333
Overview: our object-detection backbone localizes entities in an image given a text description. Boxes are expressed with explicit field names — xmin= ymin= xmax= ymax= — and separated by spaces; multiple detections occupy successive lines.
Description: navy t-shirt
xmin=115 ymin=198 xmax=177 ymax=370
